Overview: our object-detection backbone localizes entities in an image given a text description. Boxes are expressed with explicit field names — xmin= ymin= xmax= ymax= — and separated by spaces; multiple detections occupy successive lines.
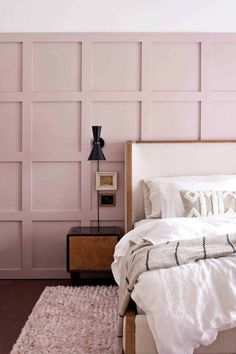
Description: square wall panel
xmin=0 ymin=43 xmax=22 ymax=91
xmin=32 ymin=162 xmax=81 ymax=211
xmin=92 ymin=42 xmax=141 ymax=91
xmin=151 ymin=102 xmax=200 ymax=140
xmin=204 ymin=102 xmax=236 ymax=139
xmin=92 ymin=102 xmax=141 ymax=148
xmin=32 ymin=221 xmax=80 ymax=269
xmin=0 ymin=102 xmax=22 ymax=152
xmin=32 ymin=102 xmax=81 ymax=151
xmin=152 ymin=43 xmax=200 ymax=91
xmin=0 ymin=162 xmax=22 ymax=210
xmin=33 ymin=42 xmax=82 ymax=91
xmin=0 ymin=222 xmax=22 ymax=268
xmin=211 ymin=43 xmax=236 ymax=91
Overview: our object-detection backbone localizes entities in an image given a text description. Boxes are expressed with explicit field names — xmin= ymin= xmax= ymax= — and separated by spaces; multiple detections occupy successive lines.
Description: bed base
xmin=124 ymin=302 xmax=236 ymax=354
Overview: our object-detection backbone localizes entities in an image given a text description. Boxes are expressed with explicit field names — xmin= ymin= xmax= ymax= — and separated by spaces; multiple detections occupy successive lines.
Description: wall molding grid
xmin=0 ymin=33 xmax=236 ymax=278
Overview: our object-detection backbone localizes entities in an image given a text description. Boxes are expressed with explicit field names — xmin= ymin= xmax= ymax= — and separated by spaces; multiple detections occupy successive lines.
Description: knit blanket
xmin=118 ymin=233 xmax=236 ymax=337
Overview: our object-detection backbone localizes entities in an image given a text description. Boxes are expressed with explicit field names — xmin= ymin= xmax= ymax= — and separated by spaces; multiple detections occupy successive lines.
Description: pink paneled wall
xmin=1 ymin=33 xmax=236 ymax=278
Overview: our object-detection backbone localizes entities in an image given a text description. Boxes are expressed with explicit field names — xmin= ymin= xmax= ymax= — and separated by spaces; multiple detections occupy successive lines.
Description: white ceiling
xmin=0 ymin=0 xmax=235 ymax=32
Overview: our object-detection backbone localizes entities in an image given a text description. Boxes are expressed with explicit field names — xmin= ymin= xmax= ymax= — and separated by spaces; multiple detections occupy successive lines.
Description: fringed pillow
xmin=180 ymin=190 xmax=236 ymax=217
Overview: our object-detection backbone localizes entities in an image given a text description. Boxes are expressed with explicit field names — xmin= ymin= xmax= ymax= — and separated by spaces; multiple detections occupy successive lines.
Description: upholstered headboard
xmin=125 ymin=140 xmax=236 ymax=232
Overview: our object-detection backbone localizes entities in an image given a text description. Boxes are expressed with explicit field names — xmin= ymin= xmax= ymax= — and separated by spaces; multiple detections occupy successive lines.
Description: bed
xmin=112 ymin=140 xmax=236 ymax=354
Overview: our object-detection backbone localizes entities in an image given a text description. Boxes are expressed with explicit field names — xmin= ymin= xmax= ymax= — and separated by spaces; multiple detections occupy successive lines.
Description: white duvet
xmin=112 ymin=216 xmax=236 ymax=354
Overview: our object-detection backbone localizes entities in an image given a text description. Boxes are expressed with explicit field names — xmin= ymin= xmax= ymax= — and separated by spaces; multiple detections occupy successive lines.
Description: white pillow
xmin=160 ymin=177 xmax=236 ymax=218
xmin=144 ymin=175 xmax=236 ymax=219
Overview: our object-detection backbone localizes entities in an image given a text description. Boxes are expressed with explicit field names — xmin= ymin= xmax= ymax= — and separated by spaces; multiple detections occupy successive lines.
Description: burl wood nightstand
xmin=66 ymin=226 xmax=122 ymax=284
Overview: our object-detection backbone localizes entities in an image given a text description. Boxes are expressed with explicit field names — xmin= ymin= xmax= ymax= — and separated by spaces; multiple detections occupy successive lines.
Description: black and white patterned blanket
xmin=118 ymin=233 xmax=236 ymax=337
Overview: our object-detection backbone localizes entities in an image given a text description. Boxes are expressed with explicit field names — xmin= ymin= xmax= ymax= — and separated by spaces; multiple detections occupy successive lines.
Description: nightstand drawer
xmin=69 ymin=235 xmax=117 ymax=271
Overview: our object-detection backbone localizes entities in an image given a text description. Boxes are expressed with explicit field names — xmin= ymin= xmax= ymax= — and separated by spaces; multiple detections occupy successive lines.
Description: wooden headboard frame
xmin=125 ymin=140 xmax=236 ymax=233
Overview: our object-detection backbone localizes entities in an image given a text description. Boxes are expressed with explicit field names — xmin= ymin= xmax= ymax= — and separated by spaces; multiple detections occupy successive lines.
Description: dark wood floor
xmin=0 ymin=279 xmax=71 ymax=354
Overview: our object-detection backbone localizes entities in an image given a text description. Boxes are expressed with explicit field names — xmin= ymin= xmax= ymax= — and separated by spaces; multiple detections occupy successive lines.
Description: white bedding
xmin=112 ymin=215 xmax=236 ymax=354
xmin=134 ymin=218 xmax=157 ymax=228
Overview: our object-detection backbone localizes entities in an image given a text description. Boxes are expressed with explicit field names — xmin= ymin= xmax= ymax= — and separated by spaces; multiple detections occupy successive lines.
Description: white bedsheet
xmin=112 ymin=216 xmax=236 ymax=354
xmin=134 ymin=218 xmax=157 ymax=228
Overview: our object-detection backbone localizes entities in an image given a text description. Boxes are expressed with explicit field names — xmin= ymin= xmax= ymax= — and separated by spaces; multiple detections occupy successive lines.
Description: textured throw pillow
xmin=142 ymin=181 xmax=152 ymax=218
xmin=145 ymin=179 xmax=162 ymax=218
xmin=180 ymin=190 xmax=236 ymax=217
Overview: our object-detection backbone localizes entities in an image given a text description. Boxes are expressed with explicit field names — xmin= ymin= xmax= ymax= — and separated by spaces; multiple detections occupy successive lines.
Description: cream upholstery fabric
xmin=124 ymin=315 xmax=236 ymax=354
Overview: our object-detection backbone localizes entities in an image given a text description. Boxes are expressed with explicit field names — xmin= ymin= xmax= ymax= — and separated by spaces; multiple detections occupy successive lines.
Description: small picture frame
xmin=99 ymin=192 xmax=116 ymax=207
xmin=96 ymin=172 xmax=118 ymax=191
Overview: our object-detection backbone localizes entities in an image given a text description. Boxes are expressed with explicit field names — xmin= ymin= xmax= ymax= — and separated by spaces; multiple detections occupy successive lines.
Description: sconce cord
xmin=97 ymin=160 xmax=100 ymax=231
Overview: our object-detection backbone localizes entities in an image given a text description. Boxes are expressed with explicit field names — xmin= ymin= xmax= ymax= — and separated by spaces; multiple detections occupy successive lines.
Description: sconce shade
xmin=88 ymin=126 xmax=106 ymax=161
xmin=88 ymin=144 xmax=106 ymax=160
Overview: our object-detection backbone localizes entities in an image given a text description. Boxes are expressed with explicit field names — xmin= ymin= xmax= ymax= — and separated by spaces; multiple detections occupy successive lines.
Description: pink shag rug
xmin=11 ymin=285 xmax=120 ymax=354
